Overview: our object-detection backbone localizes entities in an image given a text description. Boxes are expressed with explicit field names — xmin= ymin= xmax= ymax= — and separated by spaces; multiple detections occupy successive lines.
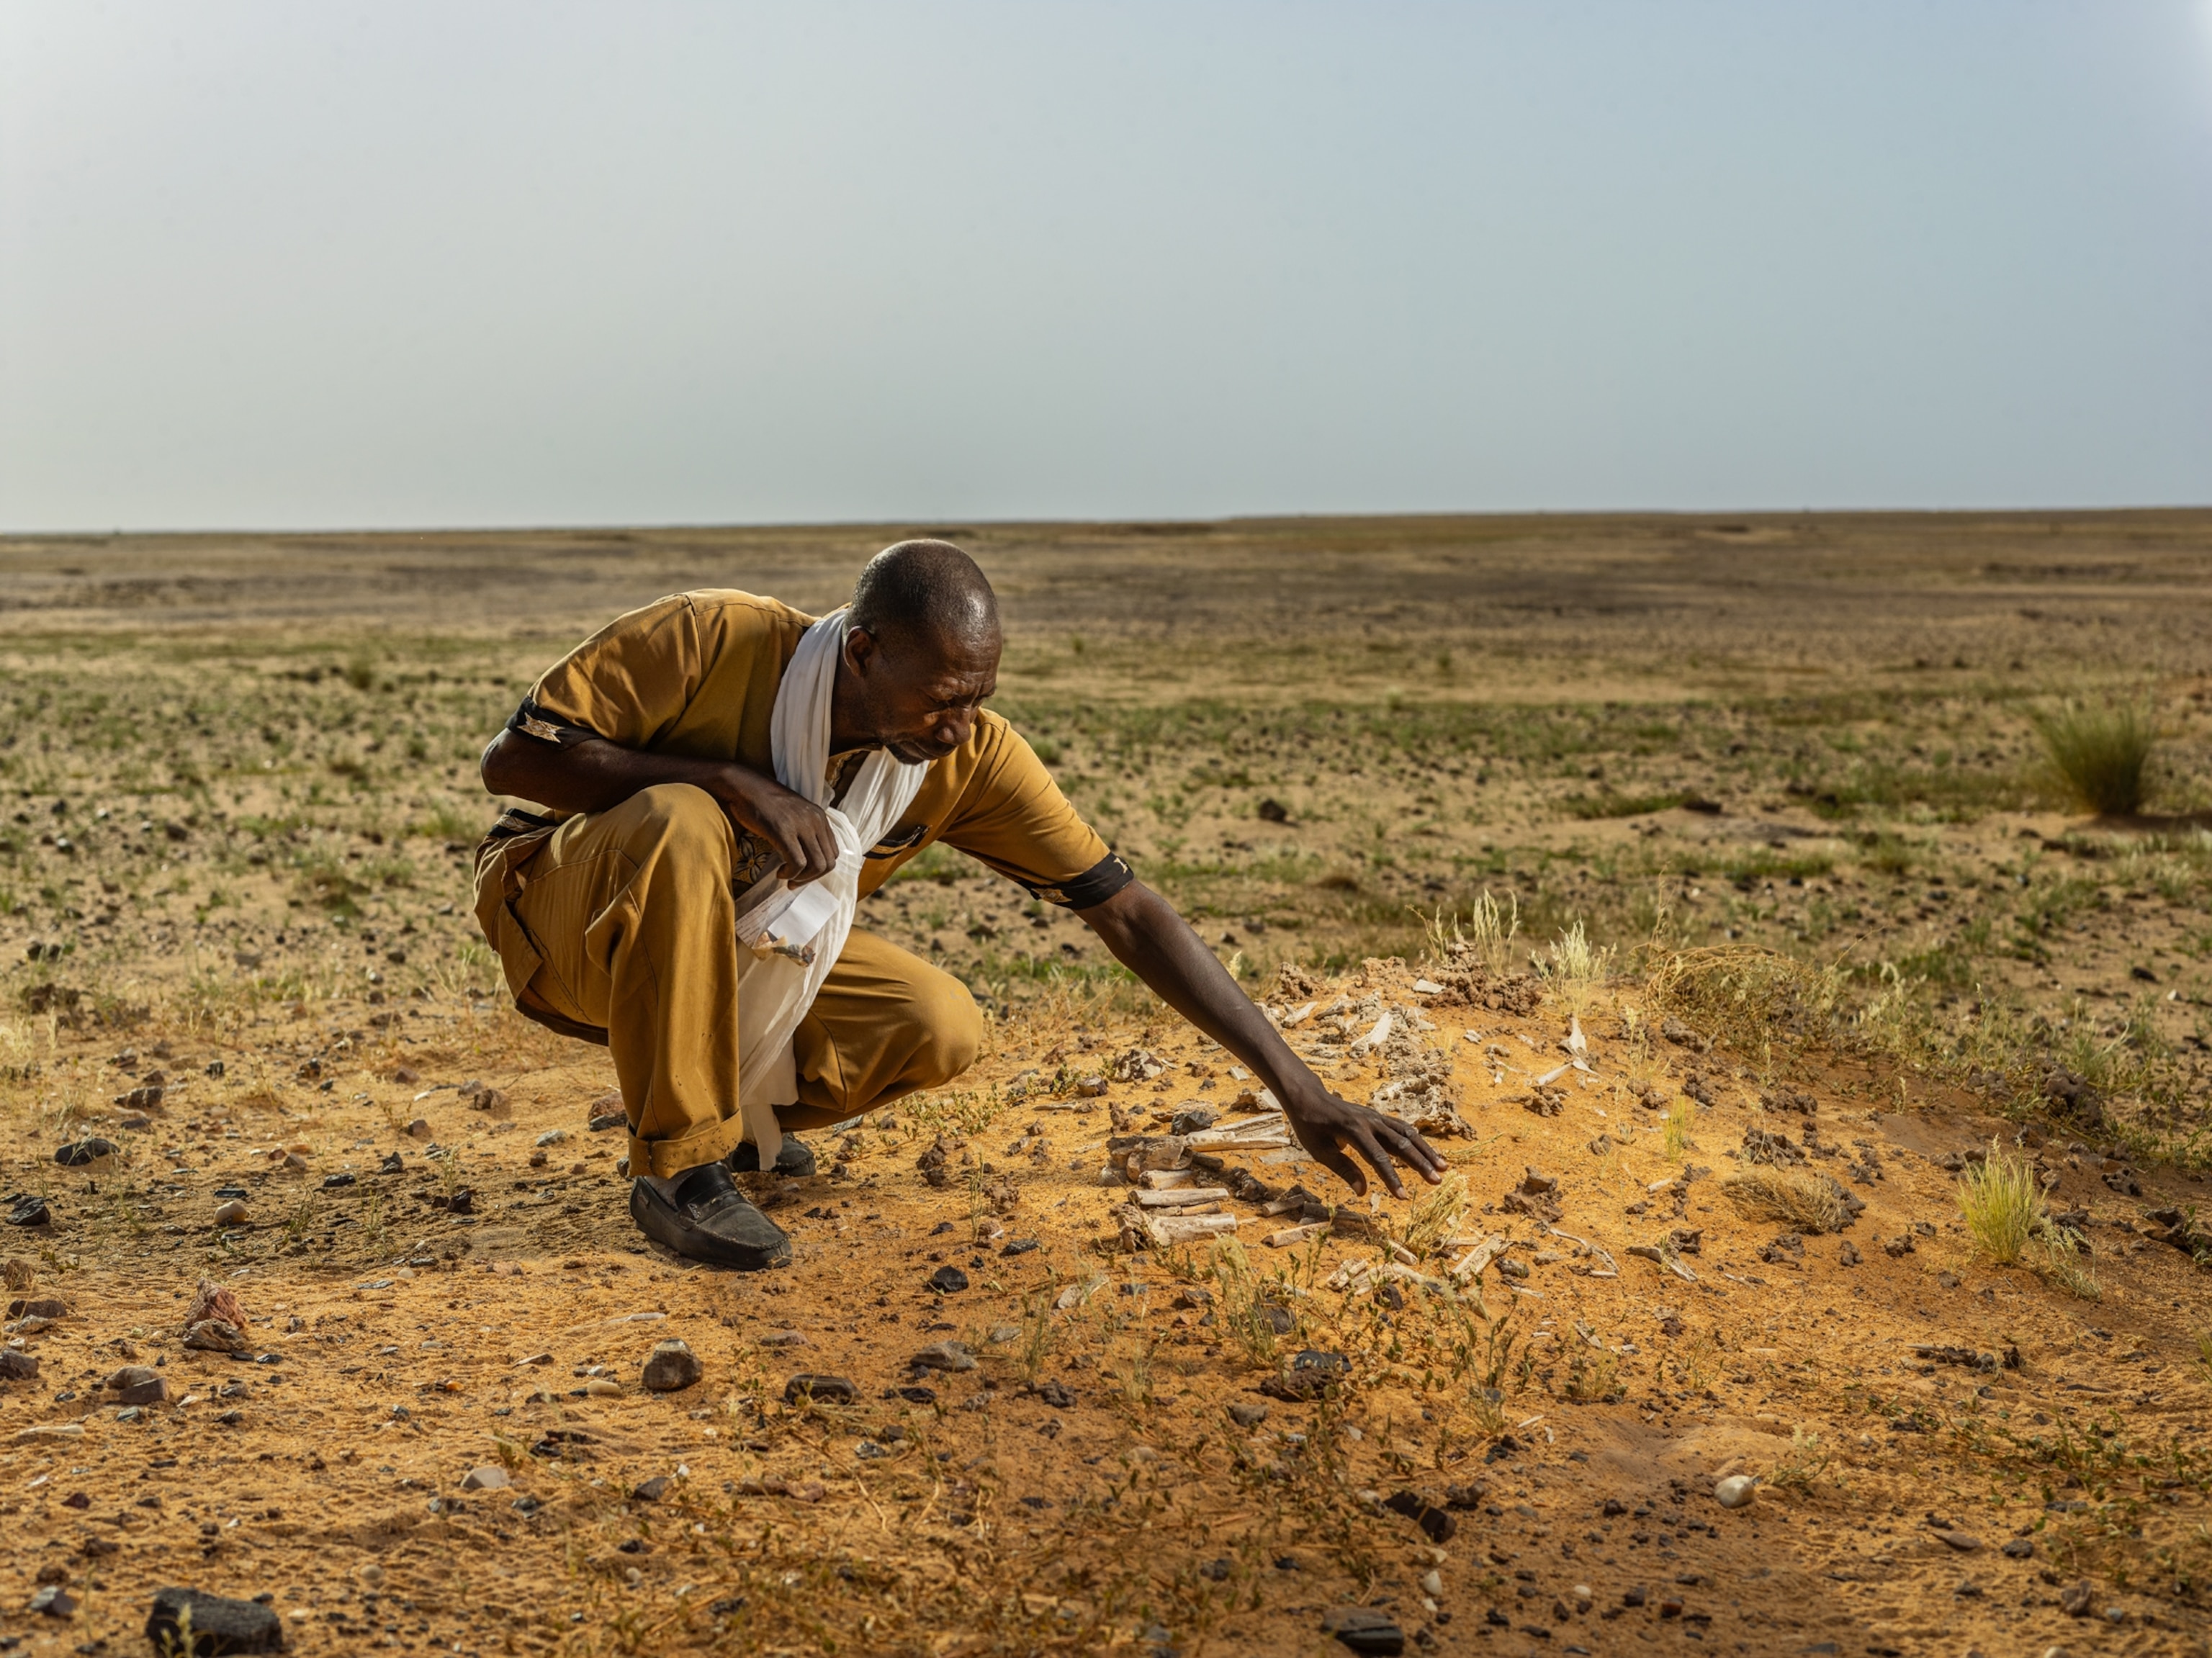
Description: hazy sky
xmin=3 ymin=2 xmax=2208 ymax=531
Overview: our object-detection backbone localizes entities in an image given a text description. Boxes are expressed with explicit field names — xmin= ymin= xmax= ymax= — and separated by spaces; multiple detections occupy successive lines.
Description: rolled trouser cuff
xmin=629 ymin=1113 xmax=751 ymax=1180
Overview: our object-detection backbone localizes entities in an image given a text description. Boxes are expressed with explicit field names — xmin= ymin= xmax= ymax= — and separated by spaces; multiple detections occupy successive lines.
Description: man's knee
xmin=906 ymin=972 xmax=982 ymax=1089
xmin=623 ymin=783 xmax=732 ymax=866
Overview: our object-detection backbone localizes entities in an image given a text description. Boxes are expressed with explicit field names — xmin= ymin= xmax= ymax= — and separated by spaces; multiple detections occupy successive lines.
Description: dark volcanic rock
xmin=54 ymin=1137 xmax=117 ymax=1167
xmin=782 ymin=1373 xmax=857 ymax=1406
xmin=1321 ymin=1607 xmax=1404 ymax=1656
xmin=145 ymin=1587 xmax=286 ymax=1654
xmin=1382 ymin=1489 xmax=1457 ymax=1544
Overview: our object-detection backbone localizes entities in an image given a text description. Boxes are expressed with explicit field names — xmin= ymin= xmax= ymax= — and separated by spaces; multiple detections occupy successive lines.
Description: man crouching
xmin=474 ymin=539 xmax=1440 ymax=1269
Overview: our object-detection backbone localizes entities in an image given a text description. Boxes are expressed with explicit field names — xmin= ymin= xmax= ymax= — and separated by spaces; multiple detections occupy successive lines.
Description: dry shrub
xmin=1766 ymin=1426 xmax=1830 ymax=1491
xmin=2035 ymin=1221 xmax=2102 ymax=1302
xmin=1399 ymin=1172 xmax=1467 ymax=1258
xmin=1957 ymin=1138 xmax=2039 ymax=1265
xmin=1721 ymin=1168 xmax=1849 ymax=1235
xmin=1536 ymin=919 xmax=1614 ymax=1017
xmin=1645 ymin=945 xmax=1841 ymax=1060
xmin=2035 ymin=699 xmax=2155 ymax=816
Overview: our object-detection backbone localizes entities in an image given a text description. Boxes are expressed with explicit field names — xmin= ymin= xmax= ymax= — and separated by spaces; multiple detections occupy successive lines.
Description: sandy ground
xmin=1 ymin=514 xmax=2210 ymax=1657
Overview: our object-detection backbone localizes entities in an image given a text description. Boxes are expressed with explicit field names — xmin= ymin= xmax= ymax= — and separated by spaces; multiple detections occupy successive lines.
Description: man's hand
xmin=1277 ymin=1081 xmax=1445 ymax=1200
xmin=711 ymin=766 xmax=840 ymax=886
xmin=480 ymin=728 xmax=841 ymax=885
xmin=1078 ymin=880 xmax=1447 ymax=1202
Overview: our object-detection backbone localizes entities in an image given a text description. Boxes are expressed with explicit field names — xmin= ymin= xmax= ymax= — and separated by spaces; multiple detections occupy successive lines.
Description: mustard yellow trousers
xmin=473 ymin=783 xmax=982 ymax=1177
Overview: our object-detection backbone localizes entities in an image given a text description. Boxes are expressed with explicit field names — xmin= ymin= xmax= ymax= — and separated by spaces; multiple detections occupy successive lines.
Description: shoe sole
xmin=727 ymin=1148 xmax=817 ymax=1179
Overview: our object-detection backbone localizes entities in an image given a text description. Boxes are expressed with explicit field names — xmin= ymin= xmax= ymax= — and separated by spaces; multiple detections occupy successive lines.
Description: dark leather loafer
xmin=629 ymin=1163 xmax=791 ymax=1270
xmin=728 ymin=1135 xmax=816 ymax=1178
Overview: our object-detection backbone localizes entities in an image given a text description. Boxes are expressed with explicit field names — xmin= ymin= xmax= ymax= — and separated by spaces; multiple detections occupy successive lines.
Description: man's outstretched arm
xmin=1076 ymin=879 xmax=1446 ymax=1199
xmin=479 ymin=729 xmax=842 ymax=885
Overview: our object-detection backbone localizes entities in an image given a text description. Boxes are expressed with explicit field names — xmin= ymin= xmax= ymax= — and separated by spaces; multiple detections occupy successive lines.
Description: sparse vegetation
xmin=2036 ymin=698 xmax=2157 ymax=817
xmin=1959 ymin=1140 xmax=2041 ymax=1265
xmin=4 ymin=517 xmax=2212 ymax=1652
xmin=1720 ymin=1168 xmax=1850 ymax=1234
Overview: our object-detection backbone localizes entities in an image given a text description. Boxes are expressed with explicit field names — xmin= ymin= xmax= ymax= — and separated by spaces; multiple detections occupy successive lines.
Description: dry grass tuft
xmin=1766 ymin=1426 xmax=1830 ymax=1491
xmin=1399 ymin=1172 xmax=1468 ymax=1258
xmin=1958 ymin=1139 xmax=2040 ymax=1265
xmin=1536 ymin=919 xmax=1614 ymax=1015
xmin=1721 ymin=1168 xmax=1850 ymax=1235
xmin=2035 ymin=698 xmax=2156 ymax=816
xmin=2035 ymin=1220 xmax=2103 ymax=1302
xmin=1645 ymin=945 xmax=1841 ymax=1060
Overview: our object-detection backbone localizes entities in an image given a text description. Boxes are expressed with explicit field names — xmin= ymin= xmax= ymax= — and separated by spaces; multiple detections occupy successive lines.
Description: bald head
xmin=833 ymin=540 xmax=1002 ymax=764
xmin=849 ymin=539 xmax=1000 ymax=653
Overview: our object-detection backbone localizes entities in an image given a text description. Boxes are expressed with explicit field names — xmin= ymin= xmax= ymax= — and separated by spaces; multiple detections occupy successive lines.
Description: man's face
xmin=842 ymin=624 xmax=1002 ymax=764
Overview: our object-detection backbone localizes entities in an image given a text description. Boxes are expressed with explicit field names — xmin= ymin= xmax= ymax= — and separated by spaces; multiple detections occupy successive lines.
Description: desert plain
xmin=0 ymin=512 xmax=2209 ymax=1658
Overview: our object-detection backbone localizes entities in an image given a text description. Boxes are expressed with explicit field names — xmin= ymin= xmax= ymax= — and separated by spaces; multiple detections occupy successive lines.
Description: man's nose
xmin=932 ymin=708 xmax=974 ymax=747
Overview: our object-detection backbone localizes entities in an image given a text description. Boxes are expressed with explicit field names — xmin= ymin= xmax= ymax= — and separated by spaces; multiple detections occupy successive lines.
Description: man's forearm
xmin=1077 ymin=881 xmax=1313 ymax=1099
xmin=480 ymin=729 xmax=742 ymax=816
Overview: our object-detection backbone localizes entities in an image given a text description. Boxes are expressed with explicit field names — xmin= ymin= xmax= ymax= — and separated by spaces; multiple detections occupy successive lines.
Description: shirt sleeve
xmin=940 ymin=720 xmax=1134 ymax=909
xmin=508 ymin=595 xmax=709 ymax=750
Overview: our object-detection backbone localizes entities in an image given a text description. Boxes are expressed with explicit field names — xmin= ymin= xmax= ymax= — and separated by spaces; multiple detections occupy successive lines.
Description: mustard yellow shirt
xmin=478 ymin=590 xmax=1129 ymax=908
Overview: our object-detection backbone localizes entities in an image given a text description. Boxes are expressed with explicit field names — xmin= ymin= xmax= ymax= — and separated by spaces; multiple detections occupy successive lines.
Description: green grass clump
xmin=1957 ymin=1140 xmax=2040 ymax=1264
xmin=2035 ymin=700 xmax=2155 ymax=817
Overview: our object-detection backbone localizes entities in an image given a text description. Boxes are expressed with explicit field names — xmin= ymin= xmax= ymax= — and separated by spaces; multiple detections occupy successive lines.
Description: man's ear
xmin=842 ymin=626 xmax=880 ymax=680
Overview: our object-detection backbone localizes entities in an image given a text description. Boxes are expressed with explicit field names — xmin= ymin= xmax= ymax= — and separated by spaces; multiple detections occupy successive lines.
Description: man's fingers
xmin=1395 ymin=1123 xmax=1447 ymax=1183
xmin=1349 ymin=1125 xmax=1409 ymax=1200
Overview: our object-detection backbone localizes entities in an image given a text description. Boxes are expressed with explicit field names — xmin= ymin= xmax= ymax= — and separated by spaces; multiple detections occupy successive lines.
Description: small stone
xmin=183 ymin=1320 xmax=251 ymax=1355
xmin=54 ymin=1137 xmax=117 ymax=1168
xmin=106 ymin=1364 xmax=168 ymax=1407
xmin=460 ymin=1465 xmax=511 ymax=1491
xmin=6 ymin=1195 xmax=53 ymax=1227
xmin=1321 ymin=1606 xmax=1404 ymax=1656
xmin=2000 ymin=1538 xmax=2034 ymax=1559
xmin=213 ymin=1199 xmax=249 ymax=1226
xmin=29 ymin=1584 xmax=76 ymax=1618
xmin=1169 ymin=1106 xmax=1220 ymax=1135
xmin=1261 ymin=1348 xmax=1350 ymax=1401
xmin=927 ymin=1265 xmax=969 ymax=1294
xmin=1227 ymin=1401 xmax=1268 ymax=1427
xmin=535 ymin=1130 xmax=568 ymax=1148
xmin=144 ymin=1587 xmax=285 ymax=1653
xmin=377 ymin=1152 xmax=403 ymax=1174
xmin=758 ymin=1330 xmax=807 ymax=1348
xmin=321 ymin=1172 xmax=356 ymax=1190
xmin=910 ymin=1341 xmax=978 ymax=1373
xmin=2059 ymin=1580 xmax=2095 ymax=1618
xmin=1382 ymin=1490 xmax=1457 ymax=1544
xmin=1935 ymin=1530 xmax=1983 ymax=1552
xmin=1033 ymin=1379 xmax=1075 ymax=1408
xmin=1838 ymin=1240 xmax=1863 ymax=1266
xmin=186 ymin=1279 xmax=248 ymax=1329
xmin=999 ymin=1238 xmax=1039 ymax=1256
xmin=0 ymin=1349 xmax=40 ymax=1381
xmin=783 ymin=1373 xmax=858 ymax=1405
xmin=640 ymin=1339 xmax=701 ymax=1392
xmin=1714 ymin=1475 xmax=1756 ymax=1509
xmin=406 ymin=1118 xmax=433 ymax=1139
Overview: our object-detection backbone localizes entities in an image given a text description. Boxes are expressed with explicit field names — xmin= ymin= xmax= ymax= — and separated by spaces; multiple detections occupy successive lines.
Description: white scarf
xmin=730 ymin=608 xmax=928 ymax=1166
